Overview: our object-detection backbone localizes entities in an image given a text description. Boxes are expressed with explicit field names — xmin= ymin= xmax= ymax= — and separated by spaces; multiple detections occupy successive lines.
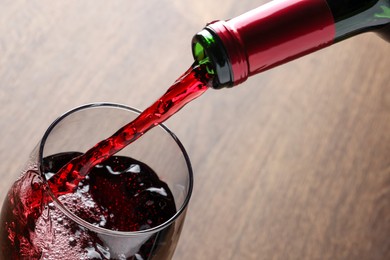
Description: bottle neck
xmin=192 ymin=0 xmax=390 ymax=89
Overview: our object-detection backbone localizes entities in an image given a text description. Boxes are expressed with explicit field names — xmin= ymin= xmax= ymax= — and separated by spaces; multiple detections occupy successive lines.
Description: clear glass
xmin=0 ymin=103 xmax=193 ymax=260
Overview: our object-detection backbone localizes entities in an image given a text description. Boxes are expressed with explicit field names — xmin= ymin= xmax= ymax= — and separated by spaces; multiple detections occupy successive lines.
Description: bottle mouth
xmin=192 ymin=28 xmax=234 ymax=89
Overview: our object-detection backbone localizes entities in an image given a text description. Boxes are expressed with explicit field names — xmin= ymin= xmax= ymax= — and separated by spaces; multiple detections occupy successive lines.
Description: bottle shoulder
xmin=332 ymin=0 xmax=390 ymax=41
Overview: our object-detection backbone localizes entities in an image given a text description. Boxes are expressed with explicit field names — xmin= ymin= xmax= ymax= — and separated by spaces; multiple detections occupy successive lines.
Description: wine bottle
xmin=192 ymin=0 xmax=390 ymax=88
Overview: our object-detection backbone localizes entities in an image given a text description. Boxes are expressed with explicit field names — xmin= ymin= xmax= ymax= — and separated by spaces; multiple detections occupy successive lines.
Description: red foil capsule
xmin=206 ymin=0 xmax=336 ymax=86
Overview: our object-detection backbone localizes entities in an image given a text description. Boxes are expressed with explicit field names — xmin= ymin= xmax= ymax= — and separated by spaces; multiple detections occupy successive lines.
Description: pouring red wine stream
xmin=49 ymin=63 xmax=212 ymax=195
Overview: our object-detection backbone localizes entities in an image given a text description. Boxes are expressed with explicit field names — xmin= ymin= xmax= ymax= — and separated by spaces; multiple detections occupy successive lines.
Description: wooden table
xmin=1 ymin=1 xmax=389 ymax=259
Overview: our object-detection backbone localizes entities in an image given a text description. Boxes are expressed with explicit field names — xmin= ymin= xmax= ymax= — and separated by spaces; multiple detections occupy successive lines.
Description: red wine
xmin=1 ymin=63 xmax=212 ymax=259
xmin=49 ymin=64 xmax=211 ymax=196
xmin=0 ymin=152 xmax=177 ymax=259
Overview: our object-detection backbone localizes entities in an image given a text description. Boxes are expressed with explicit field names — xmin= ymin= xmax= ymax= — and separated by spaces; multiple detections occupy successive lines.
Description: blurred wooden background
xmin=0 ymin=0 xmax=389 ymax=259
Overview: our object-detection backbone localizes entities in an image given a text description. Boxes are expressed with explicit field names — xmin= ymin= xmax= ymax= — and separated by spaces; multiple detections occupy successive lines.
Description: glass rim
xmin=38 ymin=102 xmax=194 ymax=237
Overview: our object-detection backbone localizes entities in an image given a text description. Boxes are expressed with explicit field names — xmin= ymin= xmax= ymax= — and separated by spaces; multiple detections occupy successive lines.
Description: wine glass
xmin=0 ymin=103 xmax=193 ymax=260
